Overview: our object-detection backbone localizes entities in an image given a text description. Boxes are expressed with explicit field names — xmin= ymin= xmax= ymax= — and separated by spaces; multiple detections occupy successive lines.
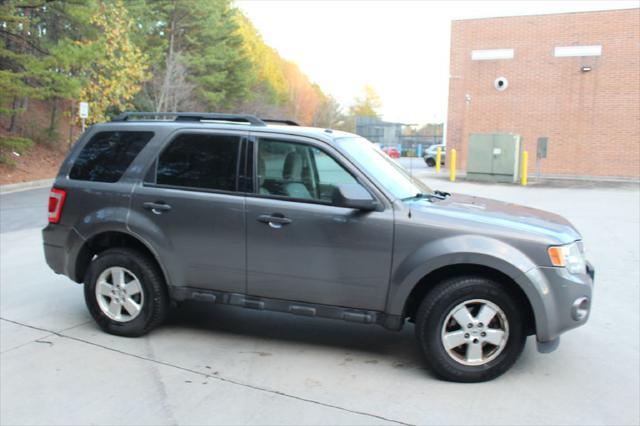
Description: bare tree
xmin=313 ymin=95 xmax=344 ymax=128
xmin=150 ymin=1 xmax=195 ymax=112
xmin=154 ymin=50 xmax=194 ymax=112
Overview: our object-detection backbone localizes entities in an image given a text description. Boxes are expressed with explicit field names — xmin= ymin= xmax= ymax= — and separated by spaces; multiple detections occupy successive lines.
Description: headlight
xmin=548 ymin=242 xmax=586 ymax=274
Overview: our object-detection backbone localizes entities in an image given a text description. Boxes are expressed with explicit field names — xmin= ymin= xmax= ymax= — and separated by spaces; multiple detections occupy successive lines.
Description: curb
xmin=0 ymin=178 xmax=54 ymax=195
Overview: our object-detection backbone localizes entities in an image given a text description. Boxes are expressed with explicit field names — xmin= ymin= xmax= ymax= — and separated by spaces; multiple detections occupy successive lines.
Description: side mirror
xmin=332 ymin=183 xmax=378 ymax=211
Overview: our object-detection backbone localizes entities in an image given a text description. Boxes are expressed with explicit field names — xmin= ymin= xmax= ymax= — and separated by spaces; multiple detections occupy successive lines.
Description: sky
xmin=237 ymin=0 xmax=638 ymax=125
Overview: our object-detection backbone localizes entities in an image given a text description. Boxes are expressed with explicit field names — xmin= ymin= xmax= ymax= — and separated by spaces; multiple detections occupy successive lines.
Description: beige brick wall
xmin=446 ymin=8 xmax=640 ymax=179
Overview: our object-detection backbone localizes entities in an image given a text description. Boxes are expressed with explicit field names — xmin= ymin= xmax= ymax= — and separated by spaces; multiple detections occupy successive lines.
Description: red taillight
xmin=48 ymin=188 xmax=66 ymax=224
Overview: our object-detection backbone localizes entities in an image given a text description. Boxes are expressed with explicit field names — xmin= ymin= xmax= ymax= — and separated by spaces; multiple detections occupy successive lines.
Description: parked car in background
xmin=424 ymin=144 xmax=446 ymax=167
xmin=382 ymin=146 xmax=401 ymax=159
xmin=43 ymin=112 xmax=593 ymax=383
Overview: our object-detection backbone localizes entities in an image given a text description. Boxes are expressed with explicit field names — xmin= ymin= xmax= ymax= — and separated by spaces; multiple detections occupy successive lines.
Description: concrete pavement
xmin=1 ymin=179 xmax=639 ymax=425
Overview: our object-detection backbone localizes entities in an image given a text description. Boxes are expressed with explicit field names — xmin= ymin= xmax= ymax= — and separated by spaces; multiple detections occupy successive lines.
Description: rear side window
xmin=70 ymin=131 xmax=154 ymax=182
xmin=156 ymin=133 xmax=240 ymax=192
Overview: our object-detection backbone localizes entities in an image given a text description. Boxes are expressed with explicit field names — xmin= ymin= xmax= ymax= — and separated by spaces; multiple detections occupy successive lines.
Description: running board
xmin=170 ymin=286 xmax=404 ymax=331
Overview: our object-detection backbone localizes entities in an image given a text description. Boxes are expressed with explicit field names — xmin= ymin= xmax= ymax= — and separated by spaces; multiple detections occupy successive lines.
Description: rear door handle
xmin=257 ymin=214 xmax=292 ymax=229
xmin=143 ymin=201 xmax=172 ymax=215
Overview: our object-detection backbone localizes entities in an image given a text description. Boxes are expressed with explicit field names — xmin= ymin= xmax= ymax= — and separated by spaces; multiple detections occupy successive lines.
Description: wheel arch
xmin=74 ymin=230 xmax=170 ymax=289
xmin=403 ymin=263 xmax=536 ymax=335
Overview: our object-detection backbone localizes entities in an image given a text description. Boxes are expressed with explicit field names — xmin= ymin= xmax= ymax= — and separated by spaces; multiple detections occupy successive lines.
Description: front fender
xmin=386 ymin=235 xmax=541 ymax=316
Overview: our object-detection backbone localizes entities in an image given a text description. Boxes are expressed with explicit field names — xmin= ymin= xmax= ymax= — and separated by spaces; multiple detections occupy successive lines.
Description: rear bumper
xmin=43 ymin=242 xmax=65 ymax=275
xmin=526 ymin=261 xmax=594 ymax=351
xmin=42 ymin=224 xmax=84 ymax=281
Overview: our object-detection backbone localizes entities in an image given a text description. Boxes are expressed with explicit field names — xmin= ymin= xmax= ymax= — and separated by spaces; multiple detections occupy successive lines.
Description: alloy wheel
xmin=95 ymin=266 xmax=144 ymax=322
xmin=440 ymin=299 xmax=509 ymax=366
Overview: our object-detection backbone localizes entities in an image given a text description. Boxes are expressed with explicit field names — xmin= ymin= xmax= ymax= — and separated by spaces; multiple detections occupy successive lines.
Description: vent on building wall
xmin=554 ymin=45 xmax=602 ymax=57
xmin=494 ymin=77 xmax=509 ymax=91
xmin=471 ymin=49 xmax=514 ymax=60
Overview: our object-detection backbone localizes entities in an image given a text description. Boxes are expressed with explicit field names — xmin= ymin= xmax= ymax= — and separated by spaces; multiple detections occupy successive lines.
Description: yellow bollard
xmin=521 ymin=151 xmax=528 ymax=186
xmin=449 ymin=149 xmax=457 ymax=182
xmin=435 ymin=147 xmax=441 ymax=173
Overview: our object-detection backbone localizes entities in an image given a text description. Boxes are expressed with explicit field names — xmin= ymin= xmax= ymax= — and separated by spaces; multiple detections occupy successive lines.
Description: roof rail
xmin=111 ymin=112 xmax=266 ymax=126
xmin=262 ymin=119 xmax=300 ymax=126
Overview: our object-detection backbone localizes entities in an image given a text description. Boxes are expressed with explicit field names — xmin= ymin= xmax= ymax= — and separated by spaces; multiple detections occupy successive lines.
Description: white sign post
xmin=79 ymin=102 xmax=89 ymax=132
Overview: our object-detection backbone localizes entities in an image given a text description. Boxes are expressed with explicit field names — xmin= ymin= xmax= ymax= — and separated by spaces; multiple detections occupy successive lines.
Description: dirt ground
xmin=0 ymin=144 xmax=67 ymax=185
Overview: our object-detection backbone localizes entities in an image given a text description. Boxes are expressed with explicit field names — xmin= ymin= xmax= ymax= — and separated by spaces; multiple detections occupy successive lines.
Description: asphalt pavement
xmin=1 ymin=175 xmax=639 ymax=425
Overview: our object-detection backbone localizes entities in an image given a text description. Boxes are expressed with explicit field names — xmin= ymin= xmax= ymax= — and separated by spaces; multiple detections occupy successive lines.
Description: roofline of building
xmin=451 ymin=6 xmax=639 ymax=23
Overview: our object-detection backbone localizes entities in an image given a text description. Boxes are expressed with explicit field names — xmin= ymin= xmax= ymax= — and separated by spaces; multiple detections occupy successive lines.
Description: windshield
xmin=336 ymin=137 xmax=432 ymax=200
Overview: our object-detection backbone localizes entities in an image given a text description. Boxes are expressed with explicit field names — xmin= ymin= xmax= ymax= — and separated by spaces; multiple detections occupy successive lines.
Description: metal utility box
xmin=467 ymin=133 xmax=521 ymax=183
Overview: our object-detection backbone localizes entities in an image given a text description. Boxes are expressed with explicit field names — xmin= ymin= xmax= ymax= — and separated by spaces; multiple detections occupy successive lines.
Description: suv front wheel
xmin=84 ymin=248 xmax=169 ymax=337
xmin=415 ymin=275 xmax=526 ymax=382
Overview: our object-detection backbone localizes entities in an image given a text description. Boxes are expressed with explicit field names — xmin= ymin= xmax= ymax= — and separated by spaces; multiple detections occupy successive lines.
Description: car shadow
xmin=163 ymin=300 xmax=430 ymax=373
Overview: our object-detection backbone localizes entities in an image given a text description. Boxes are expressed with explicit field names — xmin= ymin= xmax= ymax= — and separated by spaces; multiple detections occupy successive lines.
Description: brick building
xmin=446 ymin=8 xmax=640 ymax=180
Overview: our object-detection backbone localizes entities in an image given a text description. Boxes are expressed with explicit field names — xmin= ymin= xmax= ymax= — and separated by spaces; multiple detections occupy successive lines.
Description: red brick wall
xmin=446 ymin=8 xmax=640 ymax=179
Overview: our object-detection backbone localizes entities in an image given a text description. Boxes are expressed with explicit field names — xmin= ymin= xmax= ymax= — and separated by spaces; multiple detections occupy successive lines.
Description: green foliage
xmin=0 ymin=136 xmax=32 ymax=164
xmin=184 ymin=1 xmax=250 ymax=110
xmin=235 ymin=12 xmax=288 ymax=106
xmin=78 ymin=0 xmax=149 ymax=123
xmin=349 ymin=85 xmax=382 ymax=118
xmin=0 ymin=0 xmax=339 ymax=143
xmin=0 ymin=0 xmax=92 ymax=110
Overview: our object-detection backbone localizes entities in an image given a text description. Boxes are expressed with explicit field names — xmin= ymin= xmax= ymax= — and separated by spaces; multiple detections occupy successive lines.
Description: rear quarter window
xmin=69 ymin=131 xmax=154 ymax=182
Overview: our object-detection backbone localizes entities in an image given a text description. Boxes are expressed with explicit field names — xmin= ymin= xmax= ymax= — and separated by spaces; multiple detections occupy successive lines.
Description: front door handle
xmin=143 ymin=201 xmax=172 ymax=215
xmin=257 ymin=214 xmax=292 ymax=229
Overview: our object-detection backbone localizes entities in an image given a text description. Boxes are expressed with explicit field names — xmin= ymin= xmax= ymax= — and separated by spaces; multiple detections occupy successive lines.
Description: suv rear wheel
xmin=84 ymin=248 xmax=169 ymax=337
xmin=415 ymin=275 xmax=526 ymax=382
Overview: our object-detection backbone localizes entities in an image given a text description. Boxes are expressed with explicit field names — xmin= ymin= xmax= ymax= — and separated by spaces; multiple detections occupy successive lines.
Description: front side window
xmin=70 ymin=131 xmax=154 ymax=182
xmin=156 ymin=133 xmax=240 ymax=191
xmin=257 ymin=138 xmax=358 ymax=203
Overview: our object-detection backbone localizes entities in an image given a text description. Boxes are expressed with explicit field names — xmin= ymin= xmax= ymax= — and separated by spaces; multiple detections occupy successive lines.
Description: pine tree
xmin=185 ymin=0 xmax=251 ymax=111
xmin=78 ymin=0 xmax=149 ymax=123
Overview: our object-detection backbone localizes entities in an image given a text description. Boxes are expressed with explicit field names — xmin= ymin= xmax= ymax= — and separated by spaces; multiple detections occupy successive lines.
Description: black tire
xmin=425 ymin=157 xmax=436 ymax=167
xmin=84 ymin=248 xmax=169 ymax=337
xmin=415 ymin=275 xmax=526 ymax=382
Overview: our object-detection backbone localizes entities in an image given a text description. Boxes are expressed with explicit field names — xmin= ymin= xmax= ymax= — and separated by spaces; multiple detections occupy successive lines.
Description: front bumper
xmin=525 ymin=261 xmax=594 ymax=352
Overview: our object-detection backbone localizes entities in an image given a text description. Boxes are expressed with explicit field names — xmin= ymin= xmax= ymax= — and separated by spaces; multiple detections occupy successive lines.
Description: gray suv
xmin=42 ymin=112 xmax=594 ymax=382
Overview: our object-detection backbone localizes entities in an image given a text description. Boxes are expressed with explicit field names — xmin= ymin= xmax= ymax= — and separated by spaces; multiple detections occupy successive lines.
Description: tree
xmin=0 ymin=0 xmax=73 ymax=131
xmin=186 ymin=0 xmax=251 ymax=111
xmin=349 ymin=85 xmax=382 ymax=118
xmin=313 ymin=93 xmax=344 ymax=128
xmin=281 ymin=60 xmax=320 ymax=125
xmin=235 ymin=12 xmax=288 ymax=109
xmin=78 ymin=0 xmax=149 ymax=123
xmin=0 ymin=0 xmax=92 ymax=140
xmin=0 ymin=0 xmax=336 ymax=156
xmin=131 ymin=0 xmax=251 ymax=113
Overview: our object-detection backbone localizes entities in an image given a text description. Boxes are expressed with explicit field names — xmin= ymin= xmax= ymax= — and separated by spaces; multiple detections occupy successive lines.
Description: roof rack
xmin=262 ymin=119 xmax=300 ymax=126
xmin=111 ymin=112 xmax=266 ymax=126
